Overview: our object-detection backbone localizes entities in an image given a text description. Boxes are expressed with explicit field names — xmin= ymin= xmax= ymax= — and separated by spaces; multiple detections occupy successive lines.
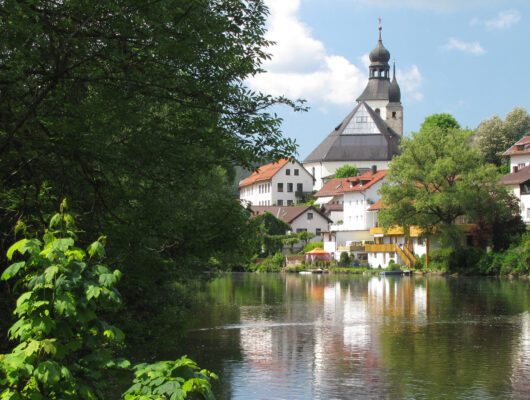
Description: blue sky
xmin=247 ymin=0 xmax=530 ymax=159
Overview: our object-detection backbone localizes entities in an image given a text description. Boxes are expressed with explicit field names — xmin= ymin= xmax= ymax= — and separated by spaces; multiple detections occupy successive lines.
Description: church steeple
xmin=368 ymin=19 xmax=390 ymax=80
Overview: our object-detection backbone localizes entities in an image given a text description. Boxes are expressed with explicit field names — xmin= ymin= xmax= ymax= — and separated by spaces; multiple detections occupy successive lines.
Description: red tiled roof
xmin=250 ymin=205 xmax=332 ymax=224
xmin=239 ymin=159 xmax=289 ymax=188
xmin=501 ymin=165 xmax=530 ymax=185
xmin=341 ymin=169 xmax=388 ymax=192
xmin=315 ymin=170 xmax=388 ymax=197
xmin=314 ymin=178 xmax=350 ymax=197
xmin=367 ymin=199 xmax=388 ymax=211
xmin=503 ymin=136 xmax=530 ymax=157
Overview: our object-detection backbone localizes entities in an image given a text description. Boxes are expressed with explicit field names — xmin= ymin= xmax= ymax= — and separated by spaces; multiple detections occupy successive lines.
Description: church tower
xmin=356 ymin=23 xmax=403 ymax=135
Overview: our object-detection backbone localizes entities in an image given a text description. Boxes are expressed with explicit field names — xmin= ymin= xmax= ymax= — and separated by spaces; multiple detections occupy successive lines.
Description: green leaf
xmin=34 ymin=360 xmax=61 ymax=385
xmin=49 ymin=213 xmax=61 ymax=229
xmin=1 ymin=261 xmax=25 ymax=281
xmin=6 ymin=239 xmax=41 ymax=260
xmin=87 ymin=241 xmax=105 ymax=259
xmin=44 ymin=265 xmax=59 ymax=282
xmin=99 ymin=273 xmax=117 ymax=288
xmin=86 ymin=285 xmax=101 ymax=300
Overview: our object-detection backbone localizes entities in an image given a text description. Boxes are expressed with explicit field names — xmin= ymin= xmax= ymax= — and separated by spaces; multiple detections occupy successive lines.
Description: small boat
xmin=299 ymin=271 xmax=312 ymax=275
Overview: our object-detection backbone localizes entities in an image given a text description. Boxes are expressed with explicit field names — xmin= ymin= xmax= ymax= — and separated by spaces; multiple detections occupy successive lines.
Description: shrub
xmin=303 ymin=241 xmax=323 ymax=253
xmin=339 ymin=252 xmax=351 ymax=267
xmin=0 ymin=206 xmax=216 ymax=399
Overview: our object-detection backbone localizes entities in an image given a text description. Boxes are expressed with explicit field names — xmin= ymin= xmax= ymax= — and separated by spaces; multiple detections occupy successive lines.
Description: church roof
xmin=356 ymin=79 xmax=390 ymax=102
xmin=303 ymin=102 xmax=400 ymax=164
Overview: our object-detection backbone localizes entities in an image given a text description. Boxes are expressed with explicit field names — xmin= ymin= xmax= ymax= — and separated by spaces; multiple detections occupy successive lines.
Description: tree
xmin=0 ymin=1 xmax=302 ymax=346
xmin=420 ymin=113 xmax=460 ymax=133
xmin=335 ymin=164 xmax=359 ymax=178
xmin=379 ymin=114 xmax=522 ymax=249
xmin=474 ymin=107 xmax=530 ymax=166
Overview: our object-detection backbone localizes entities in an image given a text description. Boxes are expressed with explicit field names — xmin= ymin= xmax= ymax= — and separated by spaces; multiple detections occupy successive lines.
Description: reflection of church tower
xmin=356 ymin=24 xmax=403 ymax=136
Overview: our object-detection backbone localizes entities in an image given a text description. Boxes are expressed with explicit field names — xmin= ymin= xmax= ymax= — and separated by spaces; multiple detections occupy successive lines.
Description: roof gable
xmin=239 ymin=159 xmax=288 ymax=188
xmin=303 ymin=102 xmax=400 ymax=163
xmin=250 ymin=205 xmax=332 ymax=224
xmin=503 ymin=136 xmax=530 ymax=157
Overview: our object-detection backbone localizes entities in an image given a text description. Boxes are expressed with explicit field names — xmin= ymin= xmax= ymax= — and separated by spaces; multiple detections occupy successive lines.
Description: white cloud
xmin=443 ymin=38 xmax=486 ymax=55
xmin=398 ymin=66 xmax=423 ymax=101
xmin=248 ymin=0 xmax=423 ymax=106
xmin=485 ymin=9 xmax=521 ymax=29
xmin=248 ymin=0 xmax=366 ymax=106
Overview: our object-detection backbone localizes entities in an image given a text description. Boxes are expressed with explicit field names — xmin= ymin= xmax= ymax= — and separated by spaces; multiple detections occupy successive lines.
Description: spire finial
xmin=393 ymin=60 xmax=396 ymax=78
xmin=378 ymin=17 xmax=382 ymax=41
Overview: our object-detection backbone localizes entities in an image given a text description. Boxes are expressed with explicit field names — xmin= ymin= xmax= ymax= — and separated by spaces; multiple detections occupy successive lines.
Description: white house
xmin=303 ymin=26 xmax=402 ymax=190
xmin=315 ymin=167 xmax=388 ymax=259
xmin=250 ymin=205 xmax=331 ymax=242
xmin=501 ymin=136 xmax=530 ymax=224
xmin=239 ymin=159 xmax=314 ymax=206
xmin=504 ymin=136 xmax=530 ymax=173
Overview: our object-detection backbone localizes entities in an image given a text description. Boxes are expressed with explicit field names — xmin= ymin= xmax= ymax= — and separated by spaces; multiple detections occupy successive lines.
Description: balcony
xmin=337 ymin=244 xmax=365 ymax=252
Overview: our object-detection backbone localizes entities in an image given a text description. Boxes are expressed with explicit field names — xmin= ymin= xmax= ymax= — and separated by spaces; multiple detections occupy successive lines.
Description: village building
xmin=250 ymin=205 xmax=331 ymax=242
xmin=239 ymin=159 xmax=314 ymax=206
xmin=501 ymin=136 xmax=530 ymax=224
xmin=303 ymin=26 xmax=402 ymax=190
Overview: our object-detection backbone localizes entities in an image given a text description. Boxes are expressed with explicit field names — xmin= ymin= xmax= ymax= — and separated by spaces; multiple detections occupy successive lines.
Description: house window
xmin=307 ymin=212 xmax=313 ymax=220
xmin=277 ymin=200 xmax=283 ymax=206
xmin=521 ymin=182 xmax=530 ymax=194
xmin=316 ymin=228 xmax=321 ymax=236
xmin=312 ymin=167 xmax=315 ymax=177
xmin=287 ymin=183 xmax=293 ymax=192
xmin=277 ymin=183 xmax=284 ymax=192
xmin=518 ymin=163 xmax=526 ymax=170
xmin=297 ymin=183 xmax=303 ymax=192
xmin=286 ymin=169 xmax=291 ymax=175
xmin=294 ymin=169 xmax=299 ymax=176
xmin=392 ymin=111 xmax=397 ymax=119
xmin=287 ymin=200 xmax=294 ymax=205
xmin=527 ymin=208 xmax=530 ymax=219
xmin=296 ymin=228 xmax=307 ymax=233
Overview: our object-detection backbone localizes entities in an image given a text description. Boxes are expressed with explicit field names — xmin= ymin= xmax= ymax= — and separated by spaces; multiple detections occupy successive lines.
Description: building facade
xmin=501 ymin=136 xmax=530 ymax=224
xmin=239 ymin=159 xmax=314 ymax=206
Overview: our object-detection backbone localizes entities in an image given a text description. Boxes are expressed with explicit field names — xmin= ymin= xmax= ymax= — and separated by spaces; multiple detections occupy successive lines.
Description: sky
xmin=247 ymin=0 xmax=530 ymax=159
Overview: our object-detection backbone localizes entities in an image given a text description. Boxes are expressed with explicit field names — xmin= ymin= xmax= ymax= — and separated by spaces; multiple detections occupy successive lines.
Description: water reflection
xmin=178 ymin=274 xmax=530 ymax=400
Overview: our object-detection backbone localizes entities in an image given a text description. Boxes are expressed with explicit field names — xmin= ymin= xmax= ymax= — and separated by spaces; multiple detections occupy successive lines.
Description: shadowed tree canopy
xmin=379 ymin=114 xmax=522 ymax=249
xmin=0 ymin=0 xmax=304 ymax=348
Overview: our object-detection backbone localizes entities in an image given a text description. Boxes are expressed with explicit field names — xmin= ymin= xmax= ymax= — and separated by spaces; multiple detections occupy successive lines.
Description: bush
xmin=387 ymin=259 xmax=401 ymax=271
xmin=303 ymin=241 xmax=324 ymax=253
xmin=339 ymin=252 xmax=351 ymax=267
xmin=254 ymin=252 xmax=285 ymax=272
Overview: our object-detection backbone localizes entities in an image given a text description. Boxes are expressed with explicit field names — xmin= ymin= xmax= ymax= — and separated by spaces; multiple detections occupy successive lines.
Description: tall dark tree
xmin=0 ymin=0 xmax=302 ymax=348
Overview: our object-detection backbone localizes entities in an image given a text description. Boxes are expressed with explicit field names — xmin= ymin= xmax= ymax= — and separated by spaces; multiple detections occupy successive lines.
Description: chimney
xmin=371 ymin=165 xmax=377 ymax=174
xmin=513 ymin=166 xmax=519 ymax=173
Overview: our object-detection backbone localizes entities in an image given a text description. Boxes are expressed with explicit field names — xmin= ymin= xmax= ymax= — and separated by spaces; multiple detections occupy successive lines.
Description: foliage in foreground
xmin=0 ymin=209 xmax=216 ymax=399
xmin=335 ymin=165 xmax=359 ymax=178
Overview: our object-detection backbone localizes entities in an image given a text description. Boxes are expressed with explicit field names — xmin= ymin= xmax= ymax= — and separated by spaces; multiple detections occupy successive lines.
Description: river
xmin=177 ymin=273 xmax=530 ymax=399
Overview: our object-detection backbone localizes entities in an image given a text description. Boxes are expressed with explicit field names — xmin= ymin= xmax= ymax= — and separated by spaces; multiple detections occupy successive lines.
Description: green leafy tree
xmin=335 ymin=165 xmax=359 ymax=178
xmin=474 ymin=107 xmax=530 ymax=166
xmin=0 ymin=0 xmax=303 ymax=348
xmin=0 ymin=207 xmax=216 ymax=399
xmin=379 ymin=115 xmax=522 ymax=250
xmin=420 ymin=113 xmax=460 ymax=133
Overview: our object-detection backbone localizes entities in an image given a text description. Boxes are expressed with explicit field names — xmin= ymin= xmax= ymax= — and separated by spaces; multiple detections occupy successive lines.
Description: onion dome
xmin=388 ymin=63 xmax=401 ymax=102
xmin=369 ymin=26 xmax=390 ymax=64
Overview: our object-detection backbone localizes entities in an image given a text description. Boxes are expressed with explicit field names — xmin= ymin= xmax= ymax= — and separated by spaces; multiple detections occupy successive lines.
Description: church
xmin=303 ymin=26 xmax=403 ymax=190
